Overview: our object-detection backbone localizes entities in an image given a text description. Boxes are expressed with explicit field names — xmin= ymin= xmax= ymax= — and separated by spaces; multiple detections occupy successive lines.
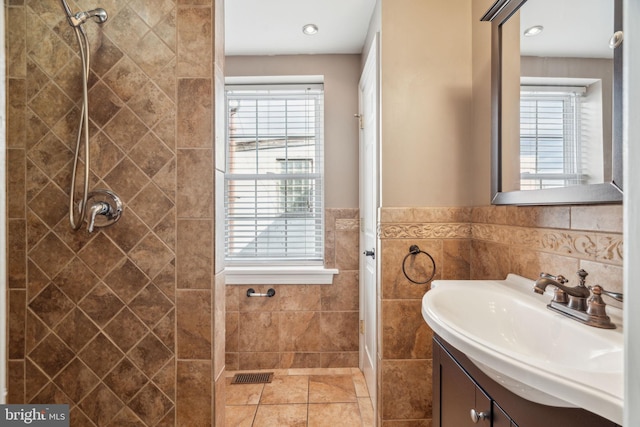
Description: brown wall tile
xmin=177 ymin=149 xmax=214 ymax=217
xmin=469 ymin=240 xmax=511 ymax=280
xmin=177 ymin=219 xmax=213 ymax=289
xmin=472 ymin=205 xmax=507 ymax=225
xmin=320 ymin=352 xmax=359 ymax=368
xmin=238 ymin=352 xmax=280 ymax=370
xmin=238 ymin=312 xmax=279 ymax=352
xmin=321 ymin=270 xmax=359 ymax=311
xmin=280 ymin=311 xmax=321 ymax=351
xmin=381 ymin=360 xmax=432 ymax=420
xmin=7 ymin=79 xmax=26 ymax=148
xmin=6 ymin=6 xmax=26 ymax=77
xmin=335 ymin=229 xmax=359 ymax=270
xmin=7 ymin=149 xmax=25 ymax=217
xmin=320 ymin=312 xmax=359 ymax=352
xmin=177 ymin=290 xmax=212 ymax=359
xmin=215 ymin=375 xmax=226 ymax=426
xmin=8 ymin=220 xmax=26 ymax=288
xmin=382 ymin=300 xmax=432 ymax=360
xmin=214 ymin=272 xmax=226 ymax=377
xmin=280 ymin=352 xmax=323 ymax=369
xmin=225 ymin=311 xmax=239 ymax=353
xmin=507 ymin=247 xmax=580 ymax=282
xmin=278 ymin=285 xmax=322 ymax=311
xmin=177 ymin=8 xmax=213 ymax=77
xmin=8 ymin=361 xmax=25 ymax=404
xmin=442 ymin=239 xmax=471 ymax=280
xmin=507 ymin=205 xmax=571 ymax=228
xmin=571 ymin=204 xmax=623 ymax=233
xmin=177 ymin=79 xmax=213 ymax=147
xmin=9 ymin=290 xmax=26 ymax=359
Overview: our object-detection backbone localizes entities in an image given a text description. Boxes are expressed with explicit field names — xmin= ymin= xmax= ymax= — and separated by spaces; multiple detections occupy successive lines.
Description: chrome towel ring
xmin=402 ymin=245 xmax=436 ymax=284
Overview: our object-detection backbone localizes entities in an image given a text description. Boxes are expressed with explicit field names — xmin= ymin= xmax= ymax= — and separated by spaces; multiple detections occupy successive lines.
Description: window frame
xmin=223 ymin=81 xmax=337 ymax=285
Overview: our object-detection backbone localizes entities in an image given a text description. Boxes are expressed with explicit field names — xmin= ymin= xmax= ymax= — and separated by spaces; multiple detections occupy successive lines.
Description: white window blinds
xmin=225 ymin=84 xmax=324 ymax=264
xmin=520 ymin=87 xmax=585 ymax=190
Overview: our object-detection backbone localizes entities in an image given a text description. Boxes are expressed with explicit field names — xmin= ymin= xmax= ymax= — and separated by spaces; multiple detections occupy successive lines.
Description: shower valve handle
xmin=85 ymin=190 xmax=123 ymax=233
xmin=87 ymin=202 xmax=110 ymax=233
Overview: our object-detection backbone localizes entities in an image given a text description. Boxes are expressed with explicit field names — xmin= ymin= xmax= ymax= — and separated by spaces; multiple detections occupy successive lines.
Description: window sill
xmin=224 ymin=266 xmax=339 ymax=285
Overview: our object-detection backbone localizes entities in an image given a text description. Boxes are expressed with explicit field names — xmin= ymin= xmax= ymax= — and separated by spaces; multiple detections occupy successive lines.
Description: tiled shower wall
xmin=378 ymin=205 xmax=623 ymax=425
xmin=5 ymin=1 xmax=224 ymax=426
xmin=225 ymin=208 xmax=360 ymax=370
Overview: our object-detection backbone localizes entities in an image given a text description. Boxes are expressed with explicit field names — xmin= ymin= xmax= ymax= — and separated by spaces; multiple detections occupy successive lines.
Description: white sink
xmin=422 ymin=274 xmax=623 ymax=425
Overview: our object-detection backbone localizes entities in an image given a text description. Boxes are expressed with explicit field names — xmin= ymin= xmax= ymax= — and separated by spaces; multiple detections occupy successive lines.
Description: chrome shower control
xmin=84 ymin=190 xmax=123 ymax=233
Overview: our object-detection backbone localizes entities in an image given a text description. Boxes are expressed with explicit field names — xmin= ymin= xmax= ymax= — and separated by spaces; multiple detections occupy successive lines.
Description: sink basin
xmin=422 ymin=274 xmax=623 ymax=425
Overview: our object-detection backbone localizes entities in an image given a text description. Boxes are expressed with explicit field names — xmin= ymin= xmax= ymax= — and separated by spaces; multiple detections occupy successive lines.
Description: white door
xmin=359 ymin=34 xmax=379 ymax=414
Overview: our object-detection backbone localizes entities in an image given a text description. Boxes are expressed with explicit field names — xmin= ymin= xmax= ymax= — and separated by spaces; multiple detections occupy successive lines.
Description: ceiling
xmin=224 ymin=0 xmax=378 ymax=56
xmin=225 ymin=0 xmax=616 ymax=58
xmin=520 ymin=0 xmax=615 ymax=58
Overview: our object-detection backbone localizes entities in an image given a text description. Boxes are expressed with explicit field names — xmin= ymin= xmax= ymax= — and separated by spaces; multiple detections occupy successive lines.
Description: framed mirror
xmin=482 ymin=0 xmax=623 ymax=205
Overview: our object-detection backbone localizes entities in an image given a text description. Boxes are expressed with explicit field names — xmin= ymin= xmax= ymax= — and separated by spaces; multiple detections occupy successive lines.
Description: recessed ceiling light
xmin=302 ymin=24 xmax=318 ymax=35
xmin=524 ymin=25 xmax=544 ymax=37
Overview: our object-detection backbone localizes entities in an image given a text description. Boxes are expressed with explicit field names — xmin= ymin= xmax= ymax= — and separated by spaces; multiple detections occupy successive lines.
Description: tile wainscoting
xmin=225 ymin=208 xmax=361 ymax=371
xmin=377 ymin=205 xmax=622 ymax=425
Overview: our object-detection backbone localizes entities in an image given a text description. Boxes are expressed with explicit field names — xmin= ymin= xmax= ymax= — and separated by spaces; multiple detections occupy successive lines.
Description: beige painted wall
xmin=225 ymin=55 xmax=361 ymax=209
xmin=380 ymin=0 xmax=474 ymax=207
xmin=472 ymin=0 xmax=495 ymax=206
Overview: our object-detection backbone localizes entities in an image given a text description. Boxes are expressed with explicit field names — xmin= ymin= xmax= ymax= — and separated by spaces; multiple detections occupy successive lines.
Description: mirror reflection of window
xmin=513 ymin=0 xmax=614 ymax=191
xmin=519 ymin=80 xmax=605 ymax=190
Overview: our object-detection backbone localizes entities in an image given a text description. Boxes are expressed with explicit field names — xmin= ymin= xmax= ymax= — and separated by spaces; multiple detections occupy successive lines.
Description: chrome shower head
xmin=75 ymin=8 xmax=108 ymax=25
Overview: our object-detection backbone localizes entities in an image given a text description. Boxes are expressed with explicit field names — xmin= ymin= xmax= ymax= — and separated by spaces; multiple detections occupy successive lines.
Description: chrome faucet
xmin=534 ymin=269 xmax=619 ymax=329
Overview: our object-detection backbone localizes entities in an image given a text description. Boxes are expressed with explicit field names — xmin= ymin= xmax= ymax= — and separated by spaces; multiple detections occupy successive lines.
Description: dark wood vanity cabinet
xmin=435 ymin=336 xmax=516 ymax=426
xmin=433 ymin=336 xmax=619 ymax=427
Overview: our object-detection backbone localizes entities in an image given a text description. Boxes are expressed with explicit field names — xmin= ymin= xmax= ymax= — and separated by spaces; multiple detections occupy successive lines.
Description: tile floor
xmin=225 ymin=368 xmax=374 ymax=426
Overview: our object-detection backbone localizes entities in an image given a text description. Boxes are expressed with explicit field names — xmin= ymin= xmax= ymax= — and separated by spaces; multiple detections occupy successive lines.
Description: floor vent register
xmin=231 ymin=372 xmax=274 ymax=384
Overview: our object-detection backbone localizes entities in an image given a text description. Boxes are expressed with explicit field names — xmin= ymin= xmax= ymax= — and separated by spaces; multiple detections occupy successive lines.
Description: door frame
xmin=358 ymin=32 xmax=380 ymax=415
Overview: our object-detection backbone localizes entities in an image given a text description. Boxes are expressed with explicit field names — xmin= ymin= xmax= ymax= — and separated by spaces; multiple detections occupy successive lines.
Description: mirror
xmin=482 ymin=0 xmax=623 ymax=205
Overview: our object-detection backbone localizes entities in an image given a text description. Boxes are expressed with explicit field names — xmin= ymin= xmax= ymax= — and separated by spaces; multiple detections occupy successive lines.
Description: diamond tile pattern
xmin=0 ymin=0 xmax=222 ymax=427
xmin=9 ymin=1 xmax=190 ymax=425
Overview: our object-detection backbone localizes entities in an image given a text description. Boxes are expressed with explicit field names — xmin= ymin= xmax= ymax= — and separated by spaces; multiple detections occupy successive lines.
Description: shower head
xmin=74 ymin=8 xmax=108 ymax=25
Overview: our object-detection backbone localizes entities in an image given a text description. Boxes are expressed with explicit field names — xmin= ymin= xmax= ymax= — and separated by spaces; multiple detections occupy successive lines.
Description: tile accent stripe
xmin=377 ymin=208 xmax=623 ymax=265
xmin=379 ymin=223 xmax=472 ymax=239
xmin=473 ymin=224 xmax=623 ymax=265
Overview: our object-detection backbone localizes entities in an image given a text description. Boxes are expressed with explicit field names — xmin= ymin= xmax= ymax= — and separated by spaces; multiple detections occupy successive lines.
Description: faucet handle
xmin=586 ymin=285 xmax=617 ymax=328
xmin=577 ymin=269 xmax=589 ymax=286
xmin=539 ymin=272 xmax=568 ymax=284
xmin=589 ymin=285 xmax=623 ymax=303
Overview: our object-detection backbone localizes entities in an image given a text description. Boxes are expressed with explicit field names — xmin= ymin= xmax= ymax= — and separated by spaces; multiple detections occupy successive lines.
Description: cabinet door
xmin=438 ymin=343 xmax=492 ymax=426
xmin=493 ymin=402 xmax=515 ymax=427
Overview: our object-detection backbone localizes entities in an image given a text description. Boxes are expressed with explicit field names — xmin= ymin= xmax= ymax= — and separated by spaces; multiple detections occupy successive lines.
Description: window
xmin=520 ymin=87 xmax=586 ymax=190
xmin=224 ymin=84 xmax=325 ymax=270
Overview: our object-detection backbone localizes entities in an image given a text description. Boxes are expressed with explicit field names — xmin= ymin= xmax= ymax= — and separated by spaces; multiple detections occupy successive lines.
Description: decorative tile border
xmin=472 ymin=223 xmax=623 ymax=265
xmin=378 ymin=223 xmax=472 ymax=239
xmin=375 ymin=219 xmax=623 ymax=266
xmin=336 ymin=218 xmax=360 ymax=231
